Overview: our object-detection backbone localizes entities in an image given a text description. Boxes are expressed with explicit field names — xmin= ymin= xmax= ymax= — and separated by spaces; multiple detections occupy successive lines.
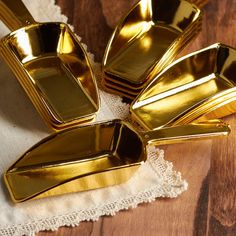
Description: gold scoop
xmin=0 ymin=0 xmax=99 ymax=131
xmin=102 ymin=0 xmax=202 ymax=99
xmin=130 ymin=43 xmax=236 ymax=130
xmin=4 ymin=119 xmax=230 ymax=203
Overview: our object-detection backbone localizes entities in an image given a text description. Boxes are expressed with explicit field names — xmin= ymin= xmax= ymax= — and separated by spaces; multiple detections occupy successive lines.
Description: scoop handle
xmin=0 ymin=0 xmax=36 ymax=31
xmin=142 ymin=120 xmax=230 ymax=146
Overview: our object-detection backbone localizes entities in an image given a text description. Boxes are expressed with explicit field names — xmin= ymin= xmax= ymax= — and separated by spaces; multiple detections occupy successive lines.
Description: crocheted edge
xmin=0 ymin=148 xmax=188 ymax=236
xmin=0 ymin=1 xmax=188 ymax=235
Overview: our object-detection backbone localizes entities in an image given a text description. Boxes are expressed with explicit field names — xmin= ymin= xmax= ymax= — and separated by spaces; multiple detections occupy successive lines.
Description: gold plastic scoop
xmin=102 ymin=0 xmax=202 ymax=99
xmin=101 ymin=24 xmax=202 ymax=100
xmin=130 ymin=43 xmax=236 ymax=130
xmin=0 ymin=0 xmax=99 ymax=131
xmin=4 ymin=119 xmax=230 ymax=203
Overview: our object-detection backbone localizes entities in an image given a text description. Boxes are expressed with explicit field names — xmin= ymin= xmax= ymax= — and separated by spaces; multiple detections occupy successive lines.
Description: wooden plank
xmin=208 ymin=116 xmax=236 ymax=235
xmin=37 ymin=0 xmax=236 ymax=235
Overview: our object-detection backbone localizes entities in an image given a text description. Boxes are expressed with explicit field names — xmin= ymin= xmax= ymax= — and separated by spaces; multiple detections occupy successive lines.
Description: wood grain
xmin=209 ymin=116 xmax=236 ymax=235
xmin=38 ymin=0 xmax=236 ymax=235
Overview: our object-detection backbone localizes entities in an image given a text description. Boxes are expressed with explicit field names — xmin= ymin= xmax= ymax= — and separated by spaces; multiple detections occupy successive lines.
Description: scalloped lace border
xmin=0 ymin=148 xmax=187 ymax=236
xmin=0 ymin=1 xmax=188 ymax=235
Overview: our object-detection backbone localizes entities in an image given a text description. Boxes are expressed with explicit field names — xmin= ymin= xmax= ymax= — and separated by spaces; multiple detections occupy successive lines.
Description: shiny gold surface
xmin=0 ymin=0 xmax=99 ymax=130
xmin=102 ymin=22 xmax=202 ymax=100
xmin=131 ymin=43 xmax=236 ymax=130
xmin=102 ymin=20 xmax=202 ymax=99
xmin=102 ymin=0 xmax=202 ymax=99
xmin=5 ymin=119 xmax=230 ymax=203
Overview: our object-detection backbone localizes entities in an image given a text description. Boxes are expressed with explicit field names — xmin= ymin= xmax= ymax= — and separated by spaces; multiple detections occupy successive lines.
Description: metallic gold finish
xmin=102 ymin=21 xmax=202 ymax=100
xmin=0 ymin=0 xmax=99 ymax=131
xmin=104 ymin=20 xmax=202 ymax=91
xmin=131 ymin=43 xmax=236 ymax=130
xmin=102 ymin=22 xmax=202 ymax=100
xmin=4 ymin=119 xmax=230 ymax=203
xmin=102 ymin=0 xmax=202 ymax=99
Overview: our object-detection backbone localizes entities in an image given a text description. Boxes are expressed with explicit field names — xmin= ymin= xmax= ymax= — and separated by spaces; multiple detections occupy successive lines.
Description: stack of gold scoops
xmin=102 ymin=0 xmax=203 ymax=99
xmin=1 ymin=0 xmax=235 ymax=203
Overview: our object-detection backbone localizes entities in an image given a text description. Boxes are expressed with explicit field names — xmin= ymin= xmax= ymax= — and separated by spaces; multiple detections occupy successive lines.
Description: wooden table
xmin=38 ymin=0 xmax=236 ymax=235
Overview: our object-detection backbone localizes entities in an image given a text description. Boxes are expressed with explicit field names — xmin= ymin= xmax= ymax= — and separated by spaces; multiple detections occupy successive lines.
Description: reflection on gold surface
xmin=57 ymin=29 xmax=75 ymax=54
xmin=14 ymin=30 xmax=34 ymax=63
xmin=106 ymin=26 xmax=180 ymax=84
xmin=119 ymin=21 xmax=152 ymax=39
xmin=4 ymin=119 xmax=230 ymax=202
xmin=102 ymin=0 xmax=202 ymax=98
xmin=140 ymin=0 xmax=152 ymax=19
xmin=141 ymin=35 xmax=152 ymax=51
xmin=0 ymin=0 xmax=99 ymax=130
xmin=131 ymin=43 xmax=236 ymax=130
xmin=5 ymin=120 xmax=144 ymax=202
xmin=24 ymin=56 xmax=97 ymax=122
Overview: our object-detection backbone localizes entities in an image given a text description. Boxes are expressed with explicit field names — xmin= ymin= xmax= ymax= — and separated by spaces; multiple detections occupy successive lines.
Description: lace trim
xmin=0 ymin=148 xmax=187 ymax=236
xmin=0 ymin=1 xmax=188 ymax=235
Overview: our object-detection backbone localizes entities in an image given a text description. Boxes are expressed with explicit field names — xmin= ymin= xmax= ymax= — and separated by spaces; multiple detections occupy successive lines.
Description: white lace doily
xmin=0 ymin=1 xmax=188 ymax=235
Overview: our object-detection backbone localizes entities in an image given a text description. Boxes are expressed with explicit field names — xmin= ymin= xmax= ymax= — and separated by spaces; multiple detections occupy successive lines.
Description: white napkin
xmin=0 ymin=1 xmax=187 ymax=235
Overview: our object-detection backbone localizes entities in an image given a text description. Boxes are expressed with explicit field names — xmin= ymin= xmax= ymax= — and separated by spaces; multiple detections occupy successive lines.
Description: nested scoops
xmin=0 ymin=0 xmax=100 ymax=131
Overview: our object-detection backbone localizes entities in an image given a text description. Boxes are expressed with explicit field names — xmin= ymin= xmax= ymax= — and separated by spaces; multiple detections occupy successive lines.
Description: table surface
xmin=38 ymin=0 xmax=236 ymax=235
